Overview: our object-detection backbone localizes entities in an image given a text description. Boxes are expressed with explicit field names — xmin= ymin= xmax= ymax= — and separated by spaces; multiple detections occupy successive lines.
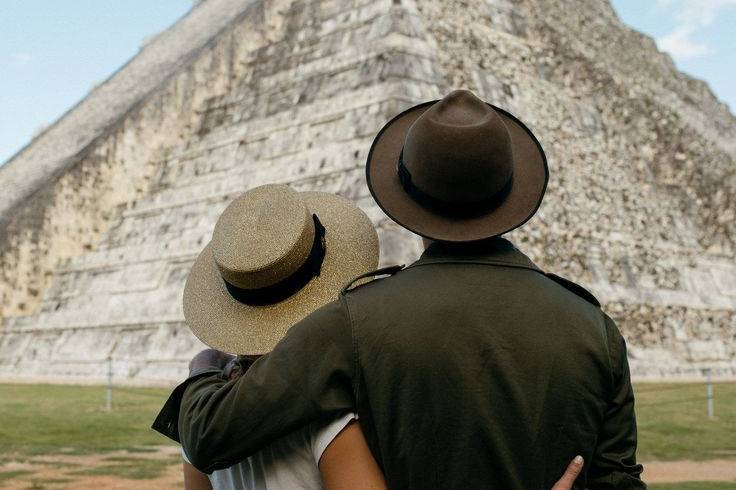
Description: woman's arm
xmin=318 ymin=422 xmax=585 ymax=490
xmin=319 ymin=421 xmax=387 ymax=490
xmin=183 ymin=461 xmax=213 ymax=490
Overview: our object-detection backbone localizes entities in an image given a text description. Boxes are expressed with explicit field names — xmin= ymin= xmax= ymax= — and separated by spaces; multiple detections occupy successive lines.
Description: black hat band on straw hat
xmin=223 ymin=214 xmax=326 ymax=306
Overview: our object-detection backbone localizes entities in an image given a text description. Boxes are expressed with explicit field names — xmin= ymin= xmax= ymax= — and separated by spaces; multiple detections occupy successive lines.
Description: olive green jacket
xmin=153 ymin=238 xmax=644 ymax=489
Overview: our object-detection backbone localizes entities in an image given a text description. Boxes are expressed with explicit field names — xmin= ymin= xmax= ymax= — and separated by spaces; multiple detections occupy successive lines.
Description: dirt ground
xmin=643 ymin=459 xmax=736 ymax=483
xmin=0 ymin=446 xmax=182 ymax=490
xmin=2 ymin=448 xmax=735 ymax=489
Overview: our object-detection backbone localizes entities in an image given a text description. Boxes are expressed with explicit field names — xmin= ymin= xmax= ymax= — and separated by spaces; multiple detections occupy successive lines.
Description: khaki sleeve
xmin=587 ymin=314 xmax=646 ymax=489
xmin=177 ymin=298 xmax=355 ymax=473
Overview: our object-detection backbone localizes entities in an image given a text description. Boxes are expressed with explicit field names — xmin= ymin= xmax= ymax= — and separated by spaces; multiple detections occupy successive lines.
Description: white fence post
xmin=106 ymin=356 xmax=113 ymax=411
xmin=705 ymin=368 xmax=714 ymax=419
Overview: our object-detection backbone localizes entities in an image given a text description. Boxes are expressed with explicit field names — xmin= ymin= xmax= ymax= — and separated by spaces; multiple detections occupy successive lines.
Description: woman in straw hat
xmin=163 ymin=184 xmax=386 ymax=489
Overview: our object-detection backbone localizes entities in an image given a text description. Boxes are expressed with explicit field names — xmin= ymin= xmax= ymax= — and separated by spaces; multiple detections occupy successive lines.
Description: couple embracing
xmin=154 ymin=90 xmax=645 ymax=489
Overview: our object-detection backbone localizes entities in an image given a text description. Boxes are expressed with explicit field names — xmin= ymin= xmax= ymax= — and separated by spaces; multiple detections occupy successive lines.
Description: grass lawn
xmin=0 ymin=382 xmax=734 ymax=487
xmin=0 ymin=383 xmax=175 ymax=456
xmin=634 ymin=382 xmax=736 ymax=461
xmin=0 ymin=470 xmax=32 ymax=485
xmin=68 ymin=454 xmax=182 ymax=480
xmin=4 ymin=382 xmax=729 ymax=460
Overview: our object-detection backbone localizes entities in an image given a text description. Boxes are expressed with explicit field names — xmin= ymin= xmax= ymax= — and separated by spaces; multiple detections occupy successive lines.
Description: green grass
xmin=0 ymin=382 xmax=734 ymax=466
xmin=0 ymin=384 xmax=176 ymax=456
xmin=23 ymin=477 xmax=74 ymax=489
xmin=634 ymin=382 xmax=736 ymax=461
xmin=0 ymin=469 xmax=31 ymax=484
xmin=648 ymin=483 xmax=736 ymax=490
xmin=69 ymin=455 xmax=181 ymax=480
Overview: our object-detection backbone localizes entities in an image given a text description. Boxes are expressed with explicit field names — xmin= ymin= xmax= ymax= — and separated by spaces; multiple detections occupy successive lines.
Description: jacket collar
xmin=409 ymin=236 xmax=541 ymax=273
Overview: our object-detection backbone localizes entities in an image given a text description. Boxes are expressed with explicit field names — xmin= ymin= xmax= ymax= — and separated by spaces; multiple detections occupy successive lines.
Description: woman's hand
xmin=551 ymin=456 xmax=585 ymax=490
xmin=188 ymin=348 xmax=234 ymax=375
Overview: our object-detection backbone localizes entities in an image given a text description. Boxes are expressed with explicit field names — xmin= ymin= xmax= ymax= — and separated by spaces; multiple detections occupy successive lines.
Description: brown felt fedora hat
xmin=183 ymin=184 xmax=379 ymax=354
xmin=367 ymin=90 xmax=548 ymax=242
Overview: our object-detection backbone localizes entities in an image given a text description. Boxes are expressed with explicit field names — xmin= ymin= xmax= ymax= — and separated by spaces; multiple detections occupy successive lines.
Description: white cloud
xmin=655 ymin=0 xmax=736 ymax=61
xmin=658 ymin=26 xmax=711 ymax=60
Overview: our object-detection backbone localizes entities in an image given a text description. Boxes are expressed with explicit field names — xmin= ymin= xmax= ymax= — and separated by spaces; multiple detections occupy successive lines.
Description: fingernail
xmin=574 ymin=455 xmax=584 ymax=465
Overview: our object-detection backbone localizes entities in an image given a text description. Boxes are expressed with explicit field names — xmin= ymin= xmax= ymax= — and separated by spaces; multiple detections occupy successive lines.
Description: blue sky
xmin=611 ymin=0 xmax=736 ymax=109
xmin=0 ymin=0 xmax=191 ymax=165
xmin=0 ymin=1 xmax=734 ymax=165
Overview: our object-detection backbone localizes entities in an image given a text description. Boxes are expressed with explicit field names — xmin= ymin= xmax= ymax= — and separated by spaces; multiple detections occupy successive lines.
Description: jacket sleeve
xmin=178 ymin=298 xmax=355 ymax=473
xmin=151 ymin=368 xmax=224 ymax=443
xmin=587 ymin=314 xmax=646 ymax=489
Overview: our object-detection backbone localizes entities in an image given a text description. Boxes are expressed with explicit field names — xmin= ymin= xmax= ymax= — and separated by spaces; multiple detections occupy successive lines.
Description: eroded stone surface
xmin=0 ymin=0 xmax=734 ymax=384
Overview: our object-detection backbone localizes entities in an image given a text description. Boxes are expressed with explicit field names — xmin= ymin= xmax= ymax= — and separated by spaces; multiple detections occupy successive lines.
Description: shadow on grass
xmin=69 ymin=455 xmax=181 ymax=480
xmin=24 ymin=477 xmax=74 ymax=490
xmin=0 ymin=469 xmax=31 ymax=485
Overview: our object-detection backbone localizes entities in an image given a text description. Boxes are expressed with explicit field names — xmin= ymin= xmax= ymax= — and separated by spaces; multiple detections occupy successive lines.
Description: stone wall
xmin=0 ymin=0 xmax=734 ymax=384
xmin=0 ymin=0 xmax=262 ymax=219
xmin=0 ymin=0 xmax=271 ymax=318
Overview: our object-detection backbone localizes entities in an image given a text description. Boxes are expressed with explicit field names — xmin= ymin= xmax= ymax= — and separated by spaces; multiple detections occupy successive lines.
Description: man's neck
xmin=421 ymin=235 xmax=509 ymax=253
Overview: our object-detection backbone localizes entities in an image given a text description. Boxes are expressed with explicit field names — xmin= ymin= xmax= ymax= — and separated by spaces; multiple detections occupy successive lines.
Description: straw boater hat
xmin=366 ymin=89 xmax=548 ymax=242
xmin=183 ymin=184 xmax=379 ymax=354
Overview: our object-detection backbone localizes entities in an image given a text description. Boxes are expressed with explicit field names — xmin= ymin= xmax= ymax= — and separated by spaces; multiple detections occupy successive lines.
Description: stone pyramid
xmin=1 ymin=0 xmax=734 ymax=384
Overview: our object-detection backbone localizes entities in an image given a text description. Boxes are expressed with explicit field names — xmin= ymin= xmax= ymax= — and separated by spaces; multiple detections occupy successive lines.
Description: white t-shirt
xmin=182 ymin=412 xmax=357 ymax=490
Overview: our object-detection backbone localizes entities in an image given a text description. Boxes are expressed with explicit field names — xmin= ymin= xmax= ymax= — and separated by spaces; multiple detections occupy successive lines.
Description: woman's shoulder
xmin=309 ymin=412 xmax=358 ymax=464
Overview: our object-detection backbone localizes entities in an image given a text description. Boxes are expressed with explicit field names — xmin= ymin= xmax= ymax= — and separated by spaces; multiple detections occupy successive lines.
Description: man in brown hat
xmin=158 ymin=90 xmax=645 ymax=489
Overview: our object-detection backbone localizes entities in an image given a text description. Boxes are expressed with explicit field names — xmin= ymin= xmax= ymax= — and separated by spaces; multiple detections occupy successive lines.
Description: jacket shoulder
xmin=544 ymin=272 xmax=601 ymax=307
xmin=341 ymin=265 xmax=405 ymax=295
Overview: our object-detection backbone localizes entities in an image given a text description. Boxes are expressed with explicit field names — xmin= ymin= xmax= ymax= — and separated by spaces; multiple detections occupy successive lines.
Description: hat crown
xmin=402 ymin=90 xmax=514 ymax=206
xmin=211 ymin=185 xmax=314 ymax=289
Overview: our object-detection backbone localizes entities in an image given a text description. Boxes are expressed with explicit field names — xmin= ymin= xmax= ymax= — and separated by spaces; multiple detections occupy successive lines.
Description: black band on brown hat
xmin=223 ymin=214 xmax=326 ymax=306
xmin=397 ymin=148 xmax=514 ymax=217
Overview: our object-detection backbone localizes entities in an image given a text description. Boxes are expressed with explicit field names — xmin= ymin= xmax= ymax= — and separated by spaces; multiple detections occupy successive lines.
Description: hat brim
xmin=366 ymin=101 xmax=548 ymax=242
xmin=183 ymin=192 xmax=379 ymax=354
